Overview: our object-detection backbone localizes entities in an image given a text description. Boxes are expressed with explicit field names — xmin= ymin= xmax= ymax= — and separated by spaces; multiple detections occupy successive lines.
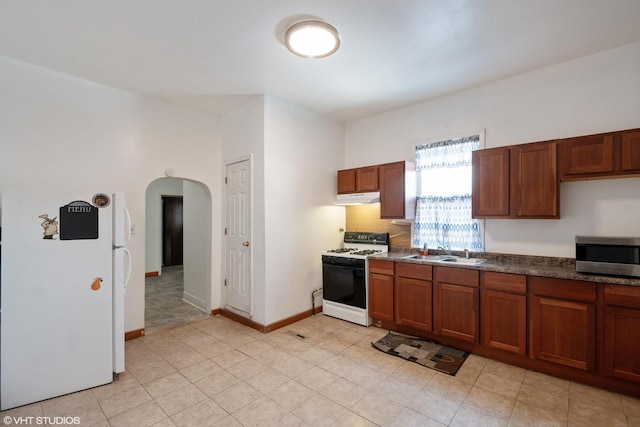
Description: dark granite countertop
xmin=372 ymin=249 xmax=640 ymax=287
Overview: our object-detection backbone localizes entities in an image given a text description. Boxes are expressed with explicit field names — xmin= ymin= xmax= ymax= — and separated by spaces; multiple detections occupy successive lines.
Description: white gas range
xmin=321 ymin=232 xmax=389 ymax=326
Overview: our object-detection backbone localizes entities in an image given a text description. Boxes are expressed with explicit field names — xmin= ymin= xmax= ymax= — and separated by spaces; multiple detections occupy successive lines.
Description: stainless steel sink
xmin=402 ymin=254 xmax=485 ymax=264
xmin=402 ymin=254 xmax=450 ymax=261
xmin=440 ymin=257 xmax=485 ymax=265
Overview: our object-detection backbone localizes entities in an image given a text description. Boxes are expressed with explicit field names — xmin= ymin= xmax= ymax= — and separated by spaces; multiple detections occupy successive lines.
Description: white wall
xmin=344 ymin=42 xmax=640 ymax=257
xmin=220 ymin=98 xmax=267 ymax=323
xmin=220 ymin=96 xmax=344 ymax=326
xmin=0 ymin=56 xmax=222 ymax=333
xmin=144 ymin=178 xmax=184 ymax=274
xmin=263 ymin=96 xmax=345 ymax=324
xmin=183 ymin=180 xmax=211 ymax=312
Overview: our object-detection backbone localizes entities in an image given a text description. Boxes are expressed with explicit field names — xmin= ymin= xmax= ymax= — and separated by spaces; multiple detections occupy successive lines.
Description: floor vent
xmin=285 ymin=330 xmax=307 ymax=340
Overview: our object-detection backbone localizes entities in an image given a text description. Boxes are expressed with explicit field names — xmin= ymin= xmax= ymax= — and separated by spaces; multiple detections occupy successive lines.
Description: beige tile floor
xmin=145 ymin=266 xmax=209 ymax=333
xmin=2 ymin=314 xmax=640 ymax=426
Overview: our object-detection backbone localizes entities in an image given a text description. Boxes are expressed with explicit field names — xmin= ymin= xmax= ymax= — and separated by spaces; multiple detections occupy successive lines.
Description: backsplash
xmin=345 ymin=204 xmax=412 ymax=248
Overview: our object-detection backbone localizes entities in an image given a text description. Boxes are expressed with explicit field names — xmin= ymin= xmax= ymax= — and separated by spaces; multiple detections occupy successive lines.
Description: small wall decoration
xmin=92 ymin=193 xmax=111 ymax=208
xmin=59 ymin=201 xmax=99 ymax=240
xmin=39 ymin=214 xmax=59 ymax=240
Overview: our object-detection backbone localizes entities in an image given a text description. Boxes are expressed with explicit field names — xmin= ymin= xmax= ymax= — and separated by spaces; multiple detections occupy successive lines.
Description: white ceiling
xmin=1 ymin=1 xmax=640 ymax=122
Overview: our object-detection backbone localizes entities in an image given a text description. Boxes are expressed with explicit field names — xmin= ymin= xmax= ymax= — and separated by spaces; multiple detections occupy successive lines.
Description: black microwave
xmin=576 ymin=236 xmax=640 ymax=278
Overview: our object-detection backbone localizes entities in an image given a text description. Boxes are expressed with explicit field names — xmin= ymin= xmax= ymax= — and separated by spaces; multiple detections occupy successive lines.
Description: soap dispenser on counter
xmin=419 ymin=243 xmax=428 ymax=257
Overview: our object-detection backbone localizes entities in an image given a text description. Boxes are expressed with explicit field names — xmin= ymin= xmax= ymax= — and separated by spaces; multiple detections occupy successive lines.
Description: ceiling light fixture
xmin=285 ymin=19 xmax=340 ymax=58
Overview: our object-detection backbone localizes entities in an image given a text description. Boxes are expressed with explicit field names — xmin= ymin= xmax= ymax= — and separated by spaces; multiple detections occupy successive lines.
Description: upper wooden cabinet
xmin=337 ymin=169 xmax=357 ymax=193
xmin=379 ymin=161 xmax=416 ymax=220
xmin=559 ymin=134 xmax=613 ymax=178
xmin=510 ymin=142 xmax=559 ymax=218
xmin=559 ymin=128 xmax=640 ymax=180
xmin=472 ymin=141 xmax=559 ymax=219
xmin=472 ymin=147 xmax=510 ymax=218
xmin=621 ymin=130 xmax=640 ymax=173
xmin=337 ymin=161 xmax=416 ymax=219
xmin=337 ymin=166 xmax=379 ymax=194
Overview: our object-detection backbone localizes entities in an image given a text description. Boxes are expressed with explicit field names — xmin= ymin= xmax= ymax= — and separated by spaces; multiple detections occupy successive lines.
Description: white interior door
xmin=1 ymin=188 xmax=113 ymax=410
xmin=225 ymin=159 xmax=252 ymax=316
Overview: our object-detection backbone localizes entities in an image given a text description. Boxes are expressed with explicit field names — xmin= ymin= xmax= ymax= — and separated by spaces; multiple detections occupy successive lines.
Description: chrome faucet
xmin=437 ymin=246 xmax=451 ymax=256
xmin=464 ymin=248 xmax=470 ymax=259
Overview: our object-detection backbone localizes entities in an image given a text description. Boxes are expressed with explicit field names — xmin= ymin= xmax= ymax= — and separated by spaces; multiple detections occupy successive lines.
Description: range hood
xmin=334 ymin=191 xmax=380 ymax=206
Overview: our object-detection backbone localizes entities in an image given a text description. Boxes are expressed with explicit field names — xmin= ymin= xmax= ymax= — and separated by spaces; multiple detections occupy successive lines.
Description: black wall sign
xmin=59 ymin=201 xmax=98 ymax=240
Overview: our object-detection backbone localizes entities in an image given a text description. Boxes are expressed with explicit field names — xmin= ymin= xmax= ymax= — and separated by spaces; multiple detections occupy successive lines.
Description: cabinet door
xmin=559 ymin=135 xmax=614 ymax=179
xmin=337 ymin=169 xmax=356 ymax=194
xmin=434 ymin=283 xmax=479 ymax=342
xmin=379 ymin=161 xmax=406 ymax=219
xmin=481 ymin=290 xmax=527 ymax=355
xmin=356 ymin=166 xmax=379 ymax=192
xmin=604 ymin=284 xmax=640 ymax=383
xmin=604 ymin=306 xmax=640 ymax=383
xmin=621 ymin=131 xmax=640 ymax=173
xmin=472 ymin=147 xmax=510 ymax=218
xmin=369 ymin=272 xmax=394 ymax=321
xmin=395 ymin=276 xmax=432 ymax=331
xmin=531 ymin=295 xmax=596 ymax=371
xmin=510 ymin=142 xmax=559 ymax=218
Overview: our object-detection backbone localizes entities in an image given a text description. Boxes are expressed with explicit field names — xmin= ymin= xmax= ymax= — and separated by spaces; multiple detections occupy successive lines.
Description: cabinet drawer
xmin=369 ymin=259 xmax=394 ymax=275
xmin=436 ymin=266 xmax=479 ymax=287
xmin=395 ymin=263 xmax=432 ymax=280
xmin=483 ymin=272 xmax=526 ymax=294
xmin=531 ymin=277 xmax=596 ymax=303
xmin=604 ymin=285 xmax=640 ymax=308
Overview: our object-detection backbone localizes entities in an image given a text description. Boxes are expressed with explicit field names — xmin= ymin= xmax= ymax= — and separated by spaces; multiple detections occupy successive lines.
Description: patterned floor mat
xmin=372 ymin=331 xmax=469 ymax=376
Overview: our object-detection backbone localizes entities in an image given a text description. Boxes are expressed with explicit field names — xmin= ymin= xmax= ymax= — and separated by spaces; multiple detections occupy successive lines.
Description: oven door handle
xmin=323 ymin=263 xmax=365 ymax=273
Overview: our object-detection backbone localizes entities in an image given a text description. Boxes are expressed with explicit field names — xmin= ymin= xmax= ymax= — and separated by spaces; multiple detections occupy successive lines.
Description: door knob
xmin=243 ymin=241 xmax=250 ymax=247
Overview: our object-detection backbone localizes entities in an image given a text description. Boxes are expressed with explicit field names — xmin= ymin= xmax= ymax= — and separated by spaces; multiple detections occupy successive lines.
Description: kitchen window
xmin=413 ymin=133 xmax=484 ymax=251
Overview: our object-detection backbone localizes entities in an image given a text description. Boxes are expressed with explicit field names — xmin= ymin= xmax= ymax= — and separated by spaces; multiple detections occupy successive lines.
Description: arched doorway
xmin=144 ymin=177 xmax=212 ymax=333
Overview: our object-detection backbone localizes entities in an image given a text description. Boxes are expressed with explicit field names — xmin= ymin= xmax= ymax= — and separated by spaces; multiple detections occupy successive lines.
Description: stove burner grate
xmin=326 ymin=247 xmax=357 ymax=253
xmin=351 ymin=249 xmax=383 ymax=256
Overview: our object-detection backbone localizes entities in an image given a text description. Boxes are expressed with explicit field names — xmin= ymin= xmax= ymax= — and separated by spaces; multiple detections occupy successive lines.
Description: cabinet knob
xmin=243 ymin=241 xmax=250 ymax=247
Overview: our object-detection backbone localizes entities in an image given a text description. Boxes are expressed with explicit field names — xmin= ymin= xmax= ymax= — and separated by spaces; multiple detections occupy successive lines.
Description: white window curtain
xmin=413 ymin=135 xmax=484 ymax=251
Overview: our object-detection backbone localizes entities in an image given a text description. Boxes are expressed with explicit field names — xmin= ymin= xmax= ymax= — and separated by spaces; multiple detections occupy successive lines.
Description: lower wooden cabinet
xmin=395 ymin=263 xmax=433 ymax=331
xmin=481 ymin=272 xmax=527 ymax=356
xmin=434 ymin=267 xmax=479 ymax=343
xmin=604 ymin=285 xmax=640 ymax=383
xmin=368 ymin=260 xmax=394 ymax=321
xmin=530 ymin=277 xmax=597 ymax=372
xmin=370 ymin=260 xmax=640 ymax=396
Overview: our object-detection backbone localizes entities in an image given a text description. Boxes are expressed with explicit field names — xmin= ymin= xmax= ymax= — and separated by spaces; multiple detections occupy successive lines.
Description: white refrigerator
xmin=0 ymin=188 xmax=131 ymax=410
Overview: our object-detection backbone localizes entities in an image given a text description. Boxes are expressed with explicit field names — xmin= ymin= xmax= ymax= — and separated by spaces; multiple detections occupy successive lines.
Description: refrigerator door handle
xmin=123 ymin=248 xmax=132 ymax=291
xmin=123 ymin=206 xmax=132 ymax=245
